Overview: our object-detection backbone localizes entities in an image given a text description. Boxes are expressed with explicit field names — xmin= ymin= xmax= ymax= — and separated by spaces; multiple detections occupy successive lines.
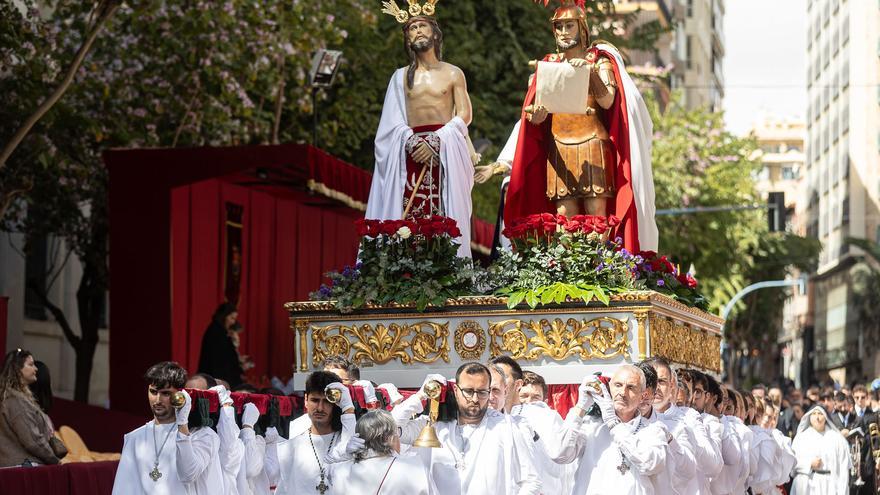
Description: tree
xmin=648 ymin=96 xmax=820 ymax=384
xmin=845 ymin=237 xmax=880 ymax=371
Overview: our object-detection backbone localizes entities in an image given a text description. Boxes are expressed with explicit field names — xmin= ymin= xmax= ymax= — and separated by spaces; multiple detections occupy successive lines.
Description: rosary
xmin=616 ymin=417 xmax=644 ymax=475
xmin=150 ymin=422 xmax=177 ymax=482
xmin=307 ymin=428 xmax=338 ymax=494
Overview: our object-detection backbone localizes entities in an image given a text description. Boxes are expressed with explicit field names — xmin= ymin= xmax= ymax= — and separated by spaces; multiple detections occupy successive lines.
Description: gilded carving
xmin=633 ymin=309 xmax=648 ymax=361
xmin=295 ymin=319 xmax=310 ymax=372
xmin=649 ymin=314 xmax=721 ymax=372
xmin=310 ymin=321 xmax=450 ymax=367
xmin=488 ymin=317 xmax=629 ymax=361
xmin=454 ymin=320 xmax=487 ymax=360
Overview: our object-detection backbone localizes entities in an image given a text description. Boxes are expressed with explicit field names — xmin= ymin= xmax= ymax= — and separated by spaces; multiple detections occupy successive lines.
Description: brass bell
xmin=325 ymin=384 xmax=342 ymax=404
xmin=171 ymin=391 xmax=187 ymax=409
xmin=413 ymin=380 xmax=443 ymax=449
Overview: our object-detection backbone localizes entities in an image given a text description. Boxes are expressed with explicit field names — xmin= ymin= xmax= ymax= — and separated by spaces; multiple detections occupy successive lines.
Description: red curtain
xmin=170 ymin=179 xmax=361 ymax=384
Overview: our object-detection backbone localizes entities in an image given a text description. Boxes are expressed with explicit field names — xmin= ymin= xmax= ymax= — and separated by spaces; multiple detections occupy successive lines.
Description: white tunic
xmin=711 ymin=415 xmax=744 ymax=495
xmin=769 ymin=429 xmax=796 ymax=486
xmin=217 ymin=407 xmax=244 ymax=495
xmin=509 ymin=402 xmax=574 ymax=495
xmin=112 ymin=421 xmax=225 ymax=495
xmin=749 ymin=426 xmax=782 ymax=494
xmin=367 ymin=67 xmax=475 ymax=258
xmin=700 ymin=414 xmax=725 ymax=492
xmin=658 ymin=405 xmax=722 ymax=495
xmin=728 ymin=416 xmax=753 ymax=494
xmin=557 ymin=411 xmax=668 ymax=495
xmin=328 ymin=452 xmax=434 ymax=494
xmin=790 ymin=427 xmax=850 ymax=495
xmin=643 ymin=408 xmax=697 ymax=495
xmin=274 ymin=414 xmax=356 ymax=495
xmin=238 ymin=428 xmax=269 ymax=495
xmin=391 ymin=394 xmax=541 ymax=495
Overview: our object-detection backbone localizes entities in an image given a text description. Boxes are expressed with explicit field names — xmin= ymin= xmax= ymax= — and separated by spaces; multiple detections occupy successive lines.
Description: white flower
xmin=396 ymin=226 xmax=412 ymax=239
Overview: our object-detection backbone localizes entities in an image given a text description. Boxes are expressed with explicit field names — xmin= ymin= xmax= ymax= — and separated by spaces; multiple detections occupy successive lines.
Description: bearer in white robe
xmin=790 ymin=406 xmax=850 ymax=495
xmin=329 ymin=409 xmax=434 ymax=494
xmin=391 ymin=364 xmax=541 ymax=495
xmin=275 ymin=372 xmax=358 ymax=495
xmin=263 ymin=426 xmax=281 ymax=489
xmin=554 ymin=365 xmax=669 ymax=495
xmin=671 ymin=369 xmax=723 ymax=495
xmin=711 ymin=386 xmax=745 ymax=495
xmin=211 ymin=385 xmax=244 ymax=495
xmin=765 ymin=404 xmax=796 ymax=488
xmin=634 ymin=361 xmax=697 ymax=495
xmin=237 ymin=402 xmax=270 ymax=495
xmin=698 ymin=373 xmax=727 ymax=493
xmin=749 ymin=397 xmax=783 ymax=494
xmin=728 ymin=390 xmax=754 ymax=494
xmin=112 ymin=361 xmax=225 ymax=495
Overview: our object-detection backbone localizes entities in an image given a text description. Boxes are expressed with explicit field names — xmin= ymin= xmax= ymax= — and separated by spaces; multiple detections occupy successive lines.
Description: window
xmin=783 ymin=166 xmax=797 ymax=180
xmin=686 ymin=35 xmax=692 ymax=69
xmin=24 ymin=234 xmax=48 ymax=321
xmin=687 ymin=0 xmax=693 ymax=17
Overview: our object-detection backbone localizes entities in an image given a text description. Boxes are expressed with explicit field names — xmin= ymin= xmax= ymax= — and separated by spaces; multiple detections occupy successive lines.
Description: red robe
xmin=505 ymin=47 xmax=641 ymax=252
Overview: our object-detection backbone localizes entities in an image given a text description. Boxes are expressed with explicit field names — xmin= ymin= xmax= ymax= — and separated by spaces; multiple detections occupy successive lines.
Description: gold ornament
xmin=488 ymin=317 xmax=629 ymax=361
xmin=454 ymin=320 xmax=487 ymax=359
xmin=310 ymin=321 xmax=450 ymax=367
xmin=380 ymin=0 xmax=440 ymax=24
xmin=649 ymin=314 xmax=722 ymax=372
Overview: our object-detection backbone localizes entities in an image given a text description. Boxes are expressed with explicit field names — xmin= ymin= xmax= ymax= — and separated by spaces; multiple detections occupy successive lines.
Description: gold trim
xmin=310 ymin=321 xmax=450 ymax=366
xmin=296 ymin=319 xmax=309 ymax=372
xmin=488 ymin=316 xmax=629 ymax=361
xmin=454 ymin=320 xmax=486 ymax=359
xmin=306 ymin=179 xmax=367 ymax=211
xmin=633 ymin=309 xmax=648 ymax=361
xmin=649 ymin=314 xmax=722 ymax=372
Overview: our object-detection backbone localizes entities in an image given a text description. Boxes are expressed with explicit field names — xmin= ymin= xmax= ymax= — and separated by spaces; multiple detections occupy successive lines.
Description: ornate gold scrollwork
xmin=295 ymin=319 xmax=309 ymax=372
xmin=649 ymin=314 xmax=721 ymax=372
xmin=454 ymin=320 xmax=486 ymax=360
xmin=311 ymin=321 xmax=450 ymax=367
xmin=488 ymin=317 xmax=629 ymax=361
xmin=633 ymin=310 xmax=648 ymax=361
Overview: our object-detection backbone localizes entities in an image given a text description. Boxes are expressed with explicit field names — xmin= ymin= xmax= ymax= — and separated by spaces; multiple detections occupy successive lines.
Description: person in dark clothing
xmin=28 ymin=361 xmax=53 ymax=414
xmin=197 ymin=303 xmax=244 ymax=388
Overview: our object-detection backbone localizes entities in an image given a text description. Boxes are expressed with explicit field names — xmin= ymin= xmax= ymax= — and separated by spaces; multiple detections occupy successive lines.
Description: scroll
xmin=535 ymin=61 xmax=589 ymax=114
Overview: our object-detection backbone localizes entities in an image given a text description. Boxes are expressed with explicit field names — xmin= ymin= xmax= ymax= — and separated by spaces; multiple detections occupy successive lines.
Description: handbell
xmin=325 ymin=385 xmax=342 ymax=404
xmin=413 ymin=422 xmax=442 ymax=448
xmin=171 ymin=391 xmax=187 ymax=409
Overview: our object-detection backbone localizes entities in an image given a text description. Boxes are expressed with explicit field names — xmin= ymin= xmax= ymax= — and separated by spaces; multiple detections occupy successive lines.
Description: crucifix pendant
xmin=617 ymin=461 xmax=629 ymax=475
xmin=316 ymin=478 xmax=329 ymax=494
xmin=149 ymin=465 xmax=162 ymax=482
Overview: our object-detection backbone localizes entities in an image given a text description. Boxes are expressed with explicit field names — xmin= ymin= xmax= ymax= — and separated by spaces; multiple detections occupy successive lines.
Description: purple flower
xmin=656 ymin=279 xmax=665 ymax=287
xmin=318 ymin=284 xmax=333 ymax=297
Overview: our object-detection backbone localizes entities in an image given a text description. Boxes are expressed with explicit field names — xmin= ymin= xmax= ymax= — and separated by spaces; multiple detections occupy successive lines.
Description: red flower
xmin=607 ymin=215 xmax=621 ymax=227
xmin=355 ymin=219 xmax=368 ymax=237
xmin=402 ymin=272 xmax=412 ymax=279
xmin=448 ymin=226 xmax=462 ymax=238
xmin=677 ymin=272 xmax=698 ymax=289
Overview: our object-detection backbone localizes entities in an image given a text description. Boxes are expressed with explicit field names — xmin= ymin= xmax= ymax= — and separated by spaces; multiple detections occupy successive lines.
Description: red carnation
xmin=449 ymin=226 xmax=462 ymax=238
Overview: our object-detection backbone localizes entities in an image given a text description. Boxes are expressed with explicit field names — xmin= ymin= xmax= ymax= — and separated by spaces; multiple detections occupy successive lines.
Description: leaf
xmin=593 ymin=286 xmax=611 ymax=306
xmin=524 ymin=290 xmax=539 ymax=309
xmin=507 ymin=290 xmax=526 ymax=309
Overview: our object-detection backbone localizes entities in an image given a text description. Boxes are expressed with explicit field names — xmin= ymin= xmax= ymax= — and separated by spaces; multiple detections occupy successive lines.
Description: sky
xmin=722 ymin=0 xmax=807 ymax=135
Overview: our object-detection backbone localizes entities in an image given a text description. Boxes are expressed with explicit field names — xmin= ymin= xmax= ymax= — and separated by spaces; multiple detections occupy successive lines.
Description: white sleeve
xmin=216 ymin=407 xmax=244 ymax=479
xmin=390 ymin=393 xmax=429 ymax=444
xmin=511 ymin=420 xmax=542 ymax=495
xmin=264 ymin=436 xmax=281 ymax=486
xmin=240 ymin=428 xmax=266 ymax=479
xmin=669 ymin=424 xmax=697 ymax=484
xmin=111 ymin=433 xmax=140 ymax=495
xmin=546 ymin=409 xmax=591 ymax=464
xmin=611 ymin=423 xmax=667 ymax=476
xmin=175 ymin=428 xmax=220 ymax=483
xmin=836 ymin=436 xmax=852 ymax=493
xmin=683 ymin=410 xmax=722 ymax=478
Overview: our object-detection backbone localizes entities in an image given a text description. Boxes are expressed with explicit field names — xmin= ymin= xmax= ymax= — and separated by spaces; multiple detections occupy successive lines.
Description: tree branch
xmin=271 ymin=55 xmax=286 ymax=145
xmin=0 ymin=1 xmax=120 ymax=170
xmin=26 ymin=279 xmax=81 ymax=348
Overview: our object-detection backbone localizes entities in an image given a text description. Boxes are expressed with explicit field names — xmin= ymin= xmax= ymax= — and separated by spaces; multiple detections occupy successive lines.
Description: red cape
xmin=505 ymin=47 xmax=641 ymax=252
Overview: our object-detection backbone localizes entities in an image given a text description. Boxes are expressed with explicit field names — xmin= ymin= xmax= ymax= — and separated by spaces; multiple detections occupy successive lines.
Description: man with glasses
xmin=390 ymin=362 xmax=541 ymax=494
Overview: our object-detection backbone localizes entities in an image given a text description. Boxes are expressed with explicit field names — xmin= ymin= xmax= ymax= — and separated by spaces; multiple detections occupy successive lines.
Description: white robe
xmin=701 ymin=414 xmax=725 ymax=492
xmin=770 ymin=429 xmax=796 ymax=487
xmin=112 ymin=421 xmax=225 ymax=495
xmin=749 ymin=426 xmax=782 ymax=494
xmin=509 ymin=402 xmax=574 ymax=495
xmin=238 ymin=428 xmax=269 ymax=495
xmin=328 ymin=452 xmax=434 ymax=494
xmin=790 ymin=427 xmax=850 ymax=495
xmin=217 ymin=407 xmax=244 ymax=495
xmin=711 ymin=415 xmax=744 ymax=495
xmin=643 ymin=408 xmax=697 ymax=495
xmin=391 ymin=394 xmax=541 ymax=495
xmin=366 ymin=67 xmax=475 ymax=258
xmin=557 ymin=411 xmax=668 ymax=495
xmin=274 ymin=413 xmax=356 ymax=495
xmin=658 ymin=405 xmax=722 ymax=495
xmin=595 ymin=43 xmax=659 ymax=252
xmin=728 ymin=416 xmax=754 ymax=494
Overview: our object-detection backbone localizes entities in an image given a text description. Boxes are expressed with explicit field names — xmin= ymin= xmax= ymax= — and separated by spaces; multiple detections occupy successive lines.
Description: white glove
xmin=576 ymin=376 xmax=598 ymax=410
xmin=175 ymin=390 xmax=192 ymax=426
xmin=344 ymin=433 xmax=366 ymax=454
xmin=326 ymin=382 xmax=354 ymax=411
xmin=264 ymin=426 xmax=280 ymax=444
xmin=354 ymin=380 xmax=378 ymax=404
xmin=377 ymin=383 xmax=404 ymax=404
xmin=242 ymin=402 xmax=260 ymax=428
xmin=209 ymin=384 xmax=232 ymax=407
xmin=594 ymin=383 xmax=619 ymax=429
xmin=420 ymin=374 xmax=447 ymax=399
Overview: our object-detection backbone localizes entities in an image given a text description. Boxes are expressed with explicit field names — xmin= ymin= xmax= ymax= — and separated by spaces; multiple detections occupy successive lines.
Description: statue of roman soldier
xmin=504 ymin=0 xmax=658 ymax=252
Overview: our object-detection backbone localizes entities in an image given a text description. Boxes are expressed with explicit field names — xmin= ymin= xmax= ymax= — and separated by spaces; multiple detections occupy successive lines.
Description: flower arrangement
xmin=495 ymin=213 xmax=638 ymax=309
xmin=633 ymin=250 xmax=709 ymax=311
xmin=310 ymin=216 xmax=478 ymax=311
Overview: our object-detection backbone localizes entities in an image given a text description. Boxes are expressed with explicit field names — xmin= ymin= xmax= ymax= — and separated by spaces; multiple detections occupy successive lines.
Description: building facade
xmin=805 ymin=0 xmax=880 ymax=385
xmin=614 ymin=0 xmax=725 ymax=110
